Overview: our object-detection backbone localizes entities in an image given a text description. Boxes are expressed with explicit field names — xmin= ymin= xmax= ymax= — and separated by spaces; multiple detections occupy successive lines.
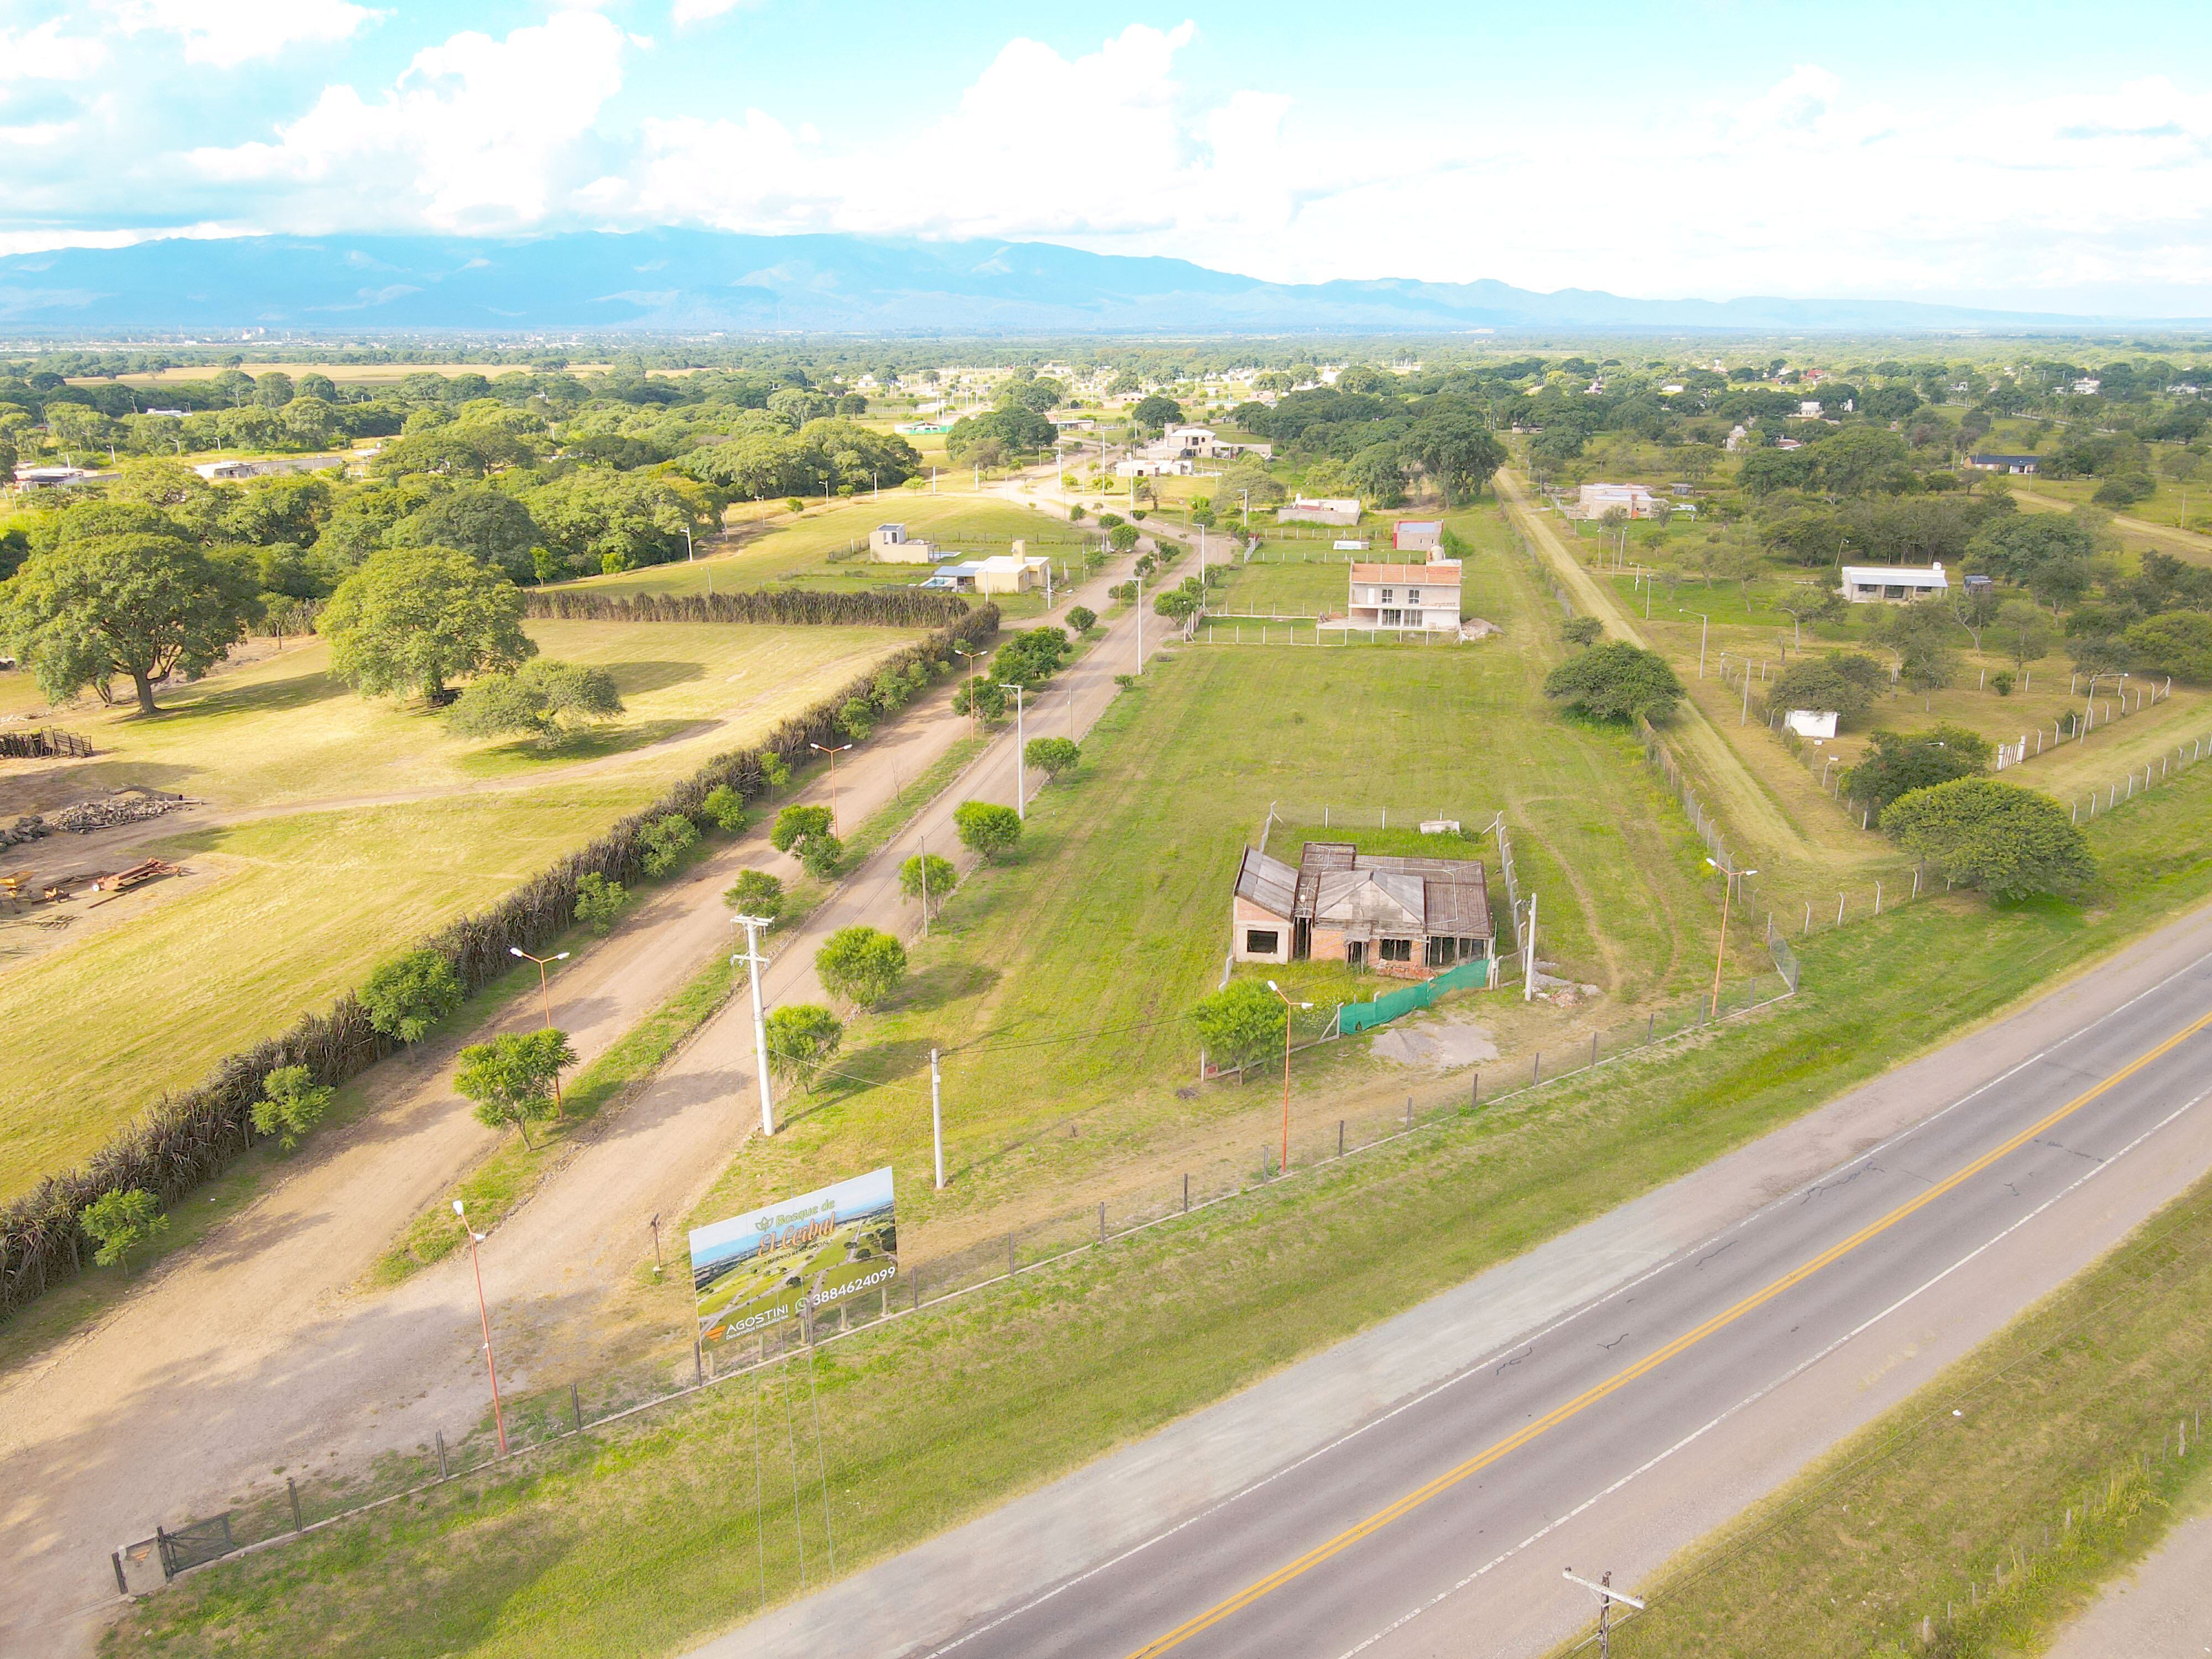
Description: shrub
xmin=1066 ymin=605 xmax=1097 ymax=634
xmin=838 ymin=697 xmax=879 ymax=740
xmin=454 ymin=1028 xmax=576 ymax=1148
xmin=954 ymin=800 xmax=1023 ymax=863
xmin=815 ymin=925 xmax=908 ymax=1008
xmin=799 ymin=832 xmax=845 ymax=881
xmin=1992 ymin=670 xmax=2016 ymax=696
xmin=723 ymin=868 xmax=784 ymax=923
xmin=951 ymin=678 xmax=1008 ymax=721
xmin=253 ymin=1065 xmax=333 ymax=1151
xmin=1844 ymin=724 xmax=1991 ymax=815
xmin=447 ymin=659 xmax=623 ymax=747
xmin=1190 ymin=982 xmax=1286 ymax=1076
xmin=362 ymin=948 xmax=465 ymax=1044
xmin=1770 ymin=652 xmax=1886 ymax=724
xmin=700 ymin=784 xmax=748 ymax=833
xmin=573 ymin=872 xmax=628 ymax=934
xmin=899 ymin=852 xmax=957 ymax=914
xmin=1542 ymin=641 xmax=1683 ymax=722
xmin=2123 ymin=611 xmax=2212 ymax=682
xmin=784 ymin=497 xmax=805 ymax=514
xmin=80 ymin=1188 xmax=167 ymax=1270
xmin=1025 ymin=737 xmax=1081 ymax=778
xmin=1881 ymin=778 xmax=2095 ymax=899
xmin=771 ymin=804 xmax=833 ymax=852
xmin=1561 ymin=616 xmax=1603 ymax=648
xmin=639 ymin=812 xmax=700 ymax=877
xmin=1110 ymin=524 xmax=1140 ymax=552
xmin=764 ymin=1005 xmax=842 ymax=1092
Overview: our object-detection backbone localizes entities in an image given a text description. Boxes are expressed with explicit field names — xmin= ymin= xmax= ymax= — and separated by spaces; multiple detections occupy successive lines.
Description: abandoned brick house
xmin=1231 ymin=842 xmax=1495 ymax=978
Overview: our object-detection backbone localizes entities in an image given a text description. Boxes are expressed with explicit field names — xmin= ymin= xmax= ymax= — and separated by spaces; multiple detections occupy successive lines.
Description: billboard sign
xmin=688 ymin=1166 xmax=898 ymax=1345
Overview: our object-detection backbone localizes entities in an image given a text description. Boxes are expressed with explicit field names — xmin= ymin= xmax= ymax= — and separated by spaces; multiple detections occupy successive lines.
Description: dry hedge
xmin=0 ymin=603 xmax=999 ymax=1318
xmin=523 ymin=586 xmax=969 ymax=629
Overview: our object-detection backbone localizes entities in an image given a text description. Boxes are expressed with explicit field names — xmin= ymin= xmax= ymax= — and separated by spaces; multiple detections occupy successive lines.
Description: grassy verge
xmin=837 ymin=732 xmax=989 ymax=867
xmin=103 ymin=757 xmax=2212 ymax=1659
xmin=367 ymin=956 xmax=738 ymax=1286
xmin=1601 ymin=1162 xmax=2212 ymax=1659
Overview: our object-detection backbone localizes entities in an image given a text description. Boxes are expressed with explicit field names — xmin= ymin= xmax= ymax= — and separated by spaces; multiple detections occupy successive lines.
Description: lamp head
xmin=453 ymin=1199 xmax=465 ymax=1217
xmin=1267 ymin=979 xmax=1280 ymax=993
xmin=509 ymin=945 xmax=524 ymax=957
xmin=555 ymin=952 xmax=570 ymax=962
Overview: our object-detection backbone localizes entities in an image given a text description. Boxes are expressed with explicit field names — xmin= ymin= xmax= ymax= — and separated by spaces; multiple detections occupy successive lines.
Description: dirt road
xmin=0 ymin=521 xmax=1148 ymax=1659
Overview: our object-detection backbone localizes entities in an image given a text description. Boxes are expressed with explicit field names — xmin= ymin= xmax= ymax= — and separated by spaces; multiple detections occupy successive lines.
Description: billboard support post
xmin=732 ymin=915 xmax=777 ymax=1136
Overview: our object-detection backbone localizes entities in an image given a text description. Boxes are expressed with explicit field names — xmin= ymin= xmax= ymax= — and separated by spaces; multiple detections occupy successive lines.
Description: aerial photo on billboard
xmin=689 ymin=1166 xmax=898 ymax=1345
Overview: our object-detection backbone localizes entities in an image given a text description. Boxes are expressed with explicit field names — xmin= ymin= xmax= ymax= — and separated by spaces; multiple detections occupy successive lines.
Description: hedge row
xmin=0 ymin=604 xmax=1001 ymax=1318
xmin=523 ymin=586 xmax=971 ymax=629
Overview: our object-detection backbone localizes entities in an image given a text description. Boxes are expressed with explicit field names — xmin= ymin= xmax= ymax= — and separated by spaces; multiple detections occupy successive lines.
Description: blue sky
xmin=4 ymin=1 xmax=2209 ymax=312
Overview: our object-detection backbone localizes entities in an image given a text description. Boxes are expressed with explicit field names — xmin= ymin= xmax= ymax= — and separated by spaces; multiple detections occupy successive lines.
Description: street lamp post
xmin=731 ymin=915 xmax=776 ymax=1138
xmin=1705 ymin=858 xmax=1756 ymax=1019
xmin=1679 ymin=610 xmax=1710 ymax=677
xmin=507 ymin=946 xmax=571 ymax=1105
xmin=455 ymin=1199 xmax=508 ymax=1455
xmin=953 ymin=646 xmax=988 ymax=737
xmin=808 ymin=740 xmax=853 ymax=836
xmin=1135 ymin=573 xmax=1144 ymax=672
xmin=1265 ymin=980 xmax=1314 ymax=1173
xmin=1004 ymin=684 xmax=1027 ymax=818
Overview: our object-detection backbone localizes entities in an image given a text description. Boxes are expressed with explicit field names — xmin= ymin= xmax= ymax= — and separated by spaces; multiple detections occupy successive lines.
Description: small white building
xmin=1279 ymin=496 xmax=1363 ymax=526
xmin=1345 ymin=559 xmax=1462 ymax=632
xmin=13 ymin=465 xmax=97 ymax=491
xmin=1392 ymin=520 xmax=1444 ymax=555
xmin=1841 ymin=561 xmax=1949 ymax=603
xmin=1568 ymin=483 xmax=1660 ymax=520
xmin=1785 ymin=709 xmax=1838 ymax=739
xmin=1797 ymin=400 xmax=1823 ymax=418
xmin=869 ymin=523 xmax=938 ymax=564
xmin=971 ymin=554 xmax=1051 ymax=595
xmin=1725 ymin=424 xmax=1750 ymax=452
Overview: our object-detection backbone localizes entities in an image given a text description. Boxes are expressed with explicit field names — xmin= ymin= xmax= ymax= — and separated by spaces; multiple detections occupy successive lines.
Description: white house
xmin=12 ymin=465 xmax=96 ymax=491
xmin=1840 ymin=561 xmax=1949 ymax=603
xmin=971 ymin=554 xmax=1051 ymax=595
xmin=1797 ymin=400 xmax=1823 ymax=418
xmin=1345 ymin=559 xmax=1462 ymax=632
xmin=1280 ymin=496 xmax=1363 ymax=526
xmin=1392 ymin=520 xmax=1444 ymax=554
xmin=1785 ymin=709 xmax=1838 ymax=739
xmin=869 ymin=523 xmax=938 ymax=564
xmin=1568 ymin=483 xmax=1660 ymax=520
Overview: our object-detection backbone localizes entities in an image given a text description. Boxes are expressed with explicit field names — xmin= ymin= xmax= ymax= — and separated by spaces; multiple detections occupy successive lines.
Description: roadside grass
xmin=101 ymin=759 xmax=2212 ymax=1659
xmin=1600 ymin=1151 xmax=2212 ymax=1658
xmin=0 ymin=621 xmax=912 ymax=1203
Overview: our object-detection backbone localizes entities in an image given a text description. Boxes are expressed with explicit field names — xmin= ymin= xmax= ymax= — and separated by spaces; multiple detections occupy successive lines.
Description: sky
xmin=3 ymin=0 xmax=2210 ymax=315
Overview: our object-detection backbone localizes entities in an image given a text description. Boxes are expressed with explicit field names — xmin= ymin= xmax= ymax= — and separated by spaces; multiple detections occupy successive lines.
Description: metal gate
xmin=155 ymin=1514 xmax=234 ymax=1578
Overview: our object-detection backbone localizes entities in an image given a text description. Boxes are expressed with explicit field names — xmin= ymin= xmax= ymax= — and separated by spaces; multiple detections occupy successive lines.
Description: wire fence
xmin=2067 ymin=728 xmax=2212 ymax=824
xmin=114 ymin=957 xmax=1798 ymax=1598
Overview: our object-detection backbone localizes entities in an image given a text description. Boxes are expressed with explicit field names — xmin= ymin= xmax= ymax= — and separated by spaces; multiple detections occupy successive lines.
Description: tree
xmin=954 ymin=799 xmax=1023 ymax=862
xmin=362 ymin=948 xmax=465 ymax=1043
xmin=1189 ymin=980 xmax=1286 ymax=1076
xmin=639 ymin=812 xmax=700 ymax=876
xmin=573 ymin=872 xmax=627 ymax=934
xmin=1561 ymin=616 xmax=1604 ymax=648
xmin=1770 ymin=653 xmax=1884 ymax=723
xmin=723 ymin=868 xmax=784 ymax=922
xmin=815 ymin=925 xmax=907 ymax=1008
xmin=1130 ymin=394 xmax=1185 ymax=435
xmin=900 ymin=852 xmax=957 ymax=917
xmin=1843 ymin=724 xmax=1991 ymax=815
xmin=319 ymin=545 xmax=534 ymax=701
xmin=1025 ymin=737 xmax=1080 ymax=778
xmin=771 ymin=804 xmax=833 ymax=852
xmin=1108 ymin=523 xmax=1140 ymax=553
xmin=1993 ymin=599 xmax=2055 ymax=669
xmin=837 ymin=697 xmax=878 ymax=740
xmin=1813 ymin=427 xmax=1911 ymax=496
xmin=2123 ymin=611 xmax=2212 ymax=682
xmin=1881 ymin=778 xmax=2095 ymax=899
xmin=1067 ymin=605 xmax=1098 ymax=634
xmin=1542 ymin=641 xmax=1683 ymax=722
xmin=1405 ymin=410 xmax=1507 ymax=507
xmin=80 ymin=1188 xmax=168 ymax=1270
xmin=455 ymin=1028 xmax=576 ymax=1148
xmin=798 ymin=831 xmax=844 ymax=880
xmin=952 ymin=677 xmax=1008 ymax=721
xmin=764 ymin=1005 xmax=843 ymax=1092
xmin=448 ymin=659 xmax=622 ymax=745
xmin=254 ymin=1064 xmax=333 ymax=1151
xmin=397 ymin=489 xmax=542 ymax=584
xmin=2 ymin=533 xmax=251 ymax=713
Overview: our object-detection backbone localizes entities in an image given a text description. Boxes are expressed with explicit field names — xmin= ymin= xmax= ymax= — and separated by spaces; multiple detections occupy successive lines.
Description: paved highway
xmin=709 ymin=915 xmax=2212 ymax=1659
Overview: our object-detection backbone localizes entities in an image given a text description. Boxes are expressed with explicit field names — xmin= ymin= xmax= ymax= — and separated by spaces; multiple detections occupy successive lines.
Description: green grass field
xmin=0 ymin=619 xmax=915 ymax=1202
xmin=102 ymin=755 xmax=2212 ymax=1659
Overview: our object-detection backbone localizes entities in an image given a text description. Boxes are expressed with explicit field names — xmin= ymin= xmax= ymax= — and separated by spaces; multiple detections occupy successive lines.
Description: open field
xmin=101 ymin=755 xmax=2212 ymax=1659
xmin=0 ymin=619 xmax=916 ymax=1202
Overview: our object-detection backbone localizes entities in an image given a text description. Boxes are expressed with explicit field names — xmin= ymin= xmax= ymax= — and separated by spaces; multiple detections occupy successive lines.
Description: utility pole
xmin=1563 ymin=1569 xmax=1644 ymax=1658
xmin=931 ymin=1048 xmax=945 ymax=1189
xmin=809 ymin=740 xmax=853 ymax=836
xmin=455 ymin=1199 xmax=508 ymax=1455
xmin=731 ymin=915 xmax=776 ymax=1136
xmin=1706 ymin=858 xmax=1756 ymax=1018
xmin=1266 ymin=980 xmax=1313 ymax=1172
xmin=1006 ymin=684 xmax=1027 ymax=818
xmin=1135 ymin=573 xmax=1145 ymax=672
xmin=917 ymin=831 xmax=931 ymax=938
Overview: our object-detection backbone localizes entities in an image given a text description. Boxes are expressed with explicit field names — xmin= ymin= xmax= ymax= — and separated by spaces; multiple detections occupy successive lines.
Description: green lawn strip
xmin=1600 ymin=1164 xmax=2212 ymax=1659
xmin=367 ymin=956 xmax=738 ymax=1286
xmin=103 ymin=767 xmax=2212 ymax=1659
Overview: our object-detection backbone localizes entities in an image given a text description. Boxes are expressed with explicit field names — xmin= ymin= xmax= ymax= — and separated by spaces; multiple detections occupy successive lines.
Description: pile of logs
xmin=49 ymin=792 xmax=187 ymax=834
xmin=1 ymin=815 xmax=44 ymax=851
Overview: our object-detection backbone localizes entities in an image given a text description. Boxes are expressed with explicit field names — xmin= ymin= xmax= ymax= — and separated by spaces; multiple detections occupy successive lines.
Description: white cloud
xmin=192 ymin=9 xmax=627 ymax=231
xmin=670 ymin=0 xmax=761 ymax=24
xmin=0 ymin=19 xmax=110 ymax=81
xmin=105 ymin=0 xmax=380 ymax=67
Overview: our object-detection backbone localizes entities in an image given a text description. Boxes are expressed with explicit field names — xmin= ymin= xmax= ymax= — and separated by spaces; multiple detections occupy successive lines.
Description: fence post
xmin=694 ymin=1337 xmax=705 ymax=1384
xmin=288 ymin=1477 xmax=303 ymax=1534
xmin=1648 ymin=1011 xmax=1656 ymax=1042
xmin=1098 ymin=1201 xmax=1107 ymax=1242
xmin=1590 ymin=1032 xmax=1599 ymax=1068
xmin=112 ymin=1550 xmax=128 ymax=1597
xmin=1533 ymin=1051 xmax=1542 ymax=1086
xmin=1183 ymin=1172 xmax=1190 ymax=1212
xmin=571 ymin=1382 xmax=583 ymax=1433
xmin=436 ymin=1431 xmax=447 ymax=1480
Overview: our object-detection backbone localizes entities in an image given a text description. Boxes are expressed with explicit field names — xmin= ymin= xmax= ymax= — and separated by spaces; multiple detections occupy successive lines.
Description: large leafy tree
xmin=1542 ymin=641 xmax=1683 ymax=722
xmin=2 ymin=531 xmax=251 ymax=713
xmin=1770 ymin=652 xmax=1885 ymax=724
xmin=2123 ymin=611 xmax=2212 ymax=682
xmin=317 ymin=544 xmax=535 ymax=701
xmin=814 ymin=925 xmax=908 ymax=1009
xmin=1190 ymin=980 xmax=1287 ymax=1076
xmin=1881 ymin=778 xmax=2095 ymax=899
xmin=1843 ymin=724 xmax=1991 ymax=815
xmin=1405 ymin=408 xmax=1506 ymax=507
xmin=398 ymin=489 xmax=543 ymax=584
xmin=448 ymin=659 xmax=623 ymax=745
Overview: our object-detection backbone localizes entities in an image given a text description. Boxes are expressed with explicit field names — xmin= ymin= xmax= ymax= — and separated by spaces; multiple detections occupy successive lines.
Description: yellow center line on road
xmin=1125 ymin=1004 xmax=2212 ymax=1658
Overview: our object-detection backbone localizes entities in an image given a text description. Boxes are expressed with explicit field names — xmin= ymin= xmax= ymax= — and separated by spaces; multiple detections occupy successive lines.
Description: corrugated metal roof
xmin=1289 ymin=843 xmax=1492 ymax=939
xmin=1235 ymin=847 xmax=1299 ymax=917
xmin=1349 ymin=562 xmax=1463 ymax=584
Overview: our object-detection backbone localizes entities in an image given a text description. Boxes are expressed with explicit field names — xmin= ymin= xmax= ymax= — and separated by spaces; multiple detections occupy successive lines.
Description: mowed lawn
xmin=0 ymin=620 xmax=917 ymax=1201
xmin=688 ymin=505 xmax=1722 ymax=1253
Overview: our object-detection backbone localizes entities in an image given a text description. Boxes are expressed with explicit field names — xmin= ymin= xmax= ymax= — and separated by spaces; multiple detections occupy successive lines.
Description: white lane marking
xmin=1330 ymin=1079 xmax=2212 ymax=1659
xmin=909 ymin=953 xmax=2212 ymax=1659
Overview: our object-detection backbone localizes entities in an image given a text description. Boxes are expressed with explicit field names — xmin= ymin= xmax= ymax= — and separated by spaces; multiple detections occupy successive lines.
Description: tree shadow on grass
xmin=458 ymin=718 xmax=712 ymax=776
xmin=599 ymin=659 xmax=707 ymax=697
xmin=890 ymin=959 xmax=1000 ymax=1014
xmin=147 ymin=667 xmax=349 ymax=724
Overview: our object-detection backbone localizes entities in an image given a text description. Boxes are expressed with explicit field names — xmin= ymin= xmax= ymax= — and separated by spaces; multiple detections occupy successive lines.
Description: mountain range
xmin=0 ymin=230 xmax=2180 ymax=335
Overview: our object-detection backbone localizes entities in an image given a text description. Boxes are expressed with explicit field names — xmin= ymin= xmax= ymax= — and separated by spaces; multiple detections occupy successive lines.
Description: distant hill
xmin=0 ymin=230 xmax=2152 ymax=334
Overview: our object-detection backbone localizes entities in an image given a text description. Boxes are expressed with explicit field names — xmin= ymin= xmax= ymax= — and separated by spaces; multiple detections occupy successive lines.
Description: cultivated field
xmin=0 ymin=618 xmax=916 ymax=1201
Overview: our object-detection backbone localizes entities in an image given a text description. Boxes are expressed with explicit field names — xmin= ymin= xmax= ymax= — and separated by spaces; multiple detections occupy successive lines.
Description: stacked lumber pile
xmin=49 ymin=793 xmax=187 ymax=833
